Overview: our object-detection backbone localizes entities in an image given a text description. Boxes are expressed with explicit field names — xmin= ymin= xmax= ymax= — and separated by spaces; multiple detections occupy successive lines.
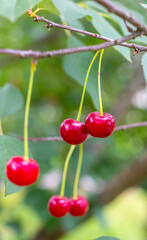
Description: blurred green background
xmin=0 ymin=0 xmax=147 ymax=239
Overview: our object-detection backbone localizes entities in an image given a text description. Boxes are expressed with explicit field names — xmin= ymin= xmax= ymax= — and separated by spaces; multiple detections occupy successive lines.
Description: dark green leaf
xmin=0 ymin=0 xmax=41 ymax=21
xmin=0 ymin=84 xmax=24 ymax=118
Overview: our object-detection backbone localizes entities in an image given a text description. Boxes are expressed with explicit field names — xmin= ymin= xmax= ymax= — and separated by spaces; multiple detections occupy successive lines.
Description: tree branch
xmin=0 ymin=31 xmax=144 ymax=58
xmin=98 ymin=155 xmax=147 ymax=205
xmin=95 ymin=0 xmax=147 ymax=35
xmin=16 ymin=121 xmax=147 ymax=142
xmin=26 ymin=10 xmax=147 ymax=53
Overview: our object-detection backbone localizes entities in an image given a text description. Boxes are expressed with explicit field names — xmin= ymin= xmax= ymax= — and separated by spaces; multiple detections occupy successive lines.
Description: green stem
xmin=73 ymin=143 xmax=83 ymax=199
xmin=24 ymin=59 xmax=37 ymax=162
xmin=98 ymin=49 xmax=104 ymax=116
xmin=59 ymin=52 xmax=100 ymax=197
xmin=0 ymin=120 xmax=3 ymax=135
xmin=60 ymin=145 xmax=76 ymax=197
xmin=76 ymin=50 xmax=100 ymax=121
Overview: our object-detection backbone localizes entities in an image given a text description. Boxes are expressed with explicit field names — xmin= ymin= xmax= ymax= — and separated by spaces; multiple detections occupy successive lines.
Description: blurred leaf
xmin=0 ymin=84 xmax=24 ymax=118
xmin=85 ymin=1 xmax=108 ymax=13
xmin=0 ymin=0 xmax=41 ymax=21
xmin=63 ymin=35 xmax=100 ymax=110
xmin=52 ymin=0 xmax=87 ymax=22
xmin=94 ymin=237 xmax=120 ymax=240
xmin=88 ymin=8 xmax=121 ymax=39
xmin=140 ymin=3 xmax=147 ymax=10
xmin=142 ymin=53 xmax=147 ymax=83
xmin=38 ymin=0 xmax=60 ymax=15
xmin=0 ymin=135 xmax=32 ymax=195
xmin=87 ymin=8 xmax=131 ymax=62
xmin=113 ymin=46 xmax=131 ymax=62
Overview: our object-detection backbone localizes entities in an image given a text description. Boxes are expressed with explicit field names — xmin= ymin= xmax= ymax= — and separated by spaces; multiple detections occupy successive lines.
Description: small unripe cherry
xmin=69 ymin=196 xmax=89 ymax=217
xmin=85 ymin=112 xmax=115 ymax=138
xmin=48 ymin=195 xmax=69 ymax=217
xmin=6 ymin=156 xmax=39 ymax=186
xmin=60 ymin=118 xmax=88 ymax=145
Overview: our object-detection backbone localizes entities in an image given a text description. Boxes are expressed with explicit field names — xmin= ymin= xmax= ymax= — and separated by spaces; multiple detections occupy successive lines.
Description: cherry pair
xmin=48 ymin=195 xmax=89 ymax=217
xmin=6 ymin=156 xmax=39 ymax=186
xmin=60 ymin=111 xmax=115 ymax=145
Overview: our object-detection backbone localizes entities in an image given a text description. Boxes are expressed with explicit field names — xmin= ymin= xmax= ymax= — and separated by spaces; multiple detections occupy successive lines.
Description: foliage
xmin=0 ymin=0 xmax=147 ymax=239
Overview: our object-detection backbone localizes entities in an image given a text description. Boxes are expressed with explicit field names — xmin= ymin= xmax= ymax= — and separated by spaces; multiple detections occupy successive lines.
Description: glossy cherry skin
xmin=48 ymin=195 xmax=69 ymax=217
xmin=6 ymin=156 xmax=39 ymax=186
xmin=60 ymin=118 xmax=88 ymax=145
xmin=69 ymin=196 xmax=89 ymax=217
xmin=85 ymin=112 xmax=115 ymax=138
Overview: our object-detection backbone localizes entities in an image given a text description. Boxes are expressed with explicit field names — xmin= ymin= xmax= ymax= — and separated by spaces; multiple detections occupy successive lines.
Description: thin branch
xmin=16 ymin=121 xmax=147 ymax=142
xmin=123 ymin=19 xmax=134 ymax=33
xmin=18 ymin=136 xmax=62 ymax=142
xmin=115 ymin=121 xmax=147 ymax=131
xmin=95 ymin=0 xmax=147 ymax=35
xmin=0 ymin=31 xmax=143 ymax=58
xmin=27 ymin=10 xmax=147 ymax=53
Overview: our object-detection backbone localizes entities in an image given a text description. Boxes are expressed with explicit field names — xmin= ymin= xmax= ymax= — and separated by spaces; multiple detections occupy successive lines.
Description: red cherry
xmin=60 ymin=118 xmax=88 ymax=145
xmin=69 ymin=196 xmax=89 ymax=217
xmin=6 ymin=156 xmax=39 ymax=186
xmin=85 ymin=112 xmax=115 ymax=138
xmin=48 ymin=195 xmax=69 ymax=217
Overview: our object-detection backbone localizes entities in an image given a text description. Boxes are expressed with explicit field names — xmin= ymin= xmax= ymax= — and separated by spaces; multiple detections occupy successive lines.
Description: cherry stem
xmin=24 ymin=59 xmax=37 ymax=162
xmin=76 ymin=50 xmax=100 ymax=122
xmin=60 ymin=51 xmax=101 ymax=197
xmin=98 ymin=49 xmax=104 ymax=116
xmin=60 ymin=145 xmax=76 ymax=198
xmin=0 ymin=120 xmax=3 ymax=135
xmin=73 ymin=143 xmax=83 ymax=199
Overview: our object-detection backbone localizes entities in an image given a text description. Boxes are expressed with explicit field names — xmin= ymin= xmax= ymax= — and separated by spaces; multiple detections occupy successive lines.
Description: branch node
xmin=93 ymin=33 xmax=99 ymax=38
xmin=34 ymin=17 xmax=39 ymax=22
xmin=124 ymin=20 xmax=134 ymax=33
xmin=44 ymin=23 xmax=54 ymax=28
xmin=133 ymin=44 xmax=141 ymax=56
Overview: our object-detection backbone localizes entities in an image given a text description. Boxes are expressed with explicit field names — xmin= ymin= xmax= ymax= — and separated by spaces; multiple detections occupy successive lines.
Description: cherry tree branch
xmin=17 ymin=121 xmax=147 ymax=142
xmin=26 ymin=11 xmax=147 ymax=53
xmin=95 ymin=0 xmax=147 ymax=35
xmin=0 ymin=31 xmax=144 ymax=58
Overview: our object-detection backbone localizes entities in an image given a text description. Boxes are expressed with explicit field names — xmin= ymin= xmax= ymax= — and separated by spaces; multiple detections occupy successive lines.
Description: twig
xmin=16 ymin=121 xmax=147 ymax=142
xmin=0 ymin=31 xmax=143 ymax=58
xmin=123 ymin=19 xmax=134 ymax=33
xmin=27 ymin=10 xmax=147 ymax=53
xmin=95 ymin=0 xmax=147 ymax=35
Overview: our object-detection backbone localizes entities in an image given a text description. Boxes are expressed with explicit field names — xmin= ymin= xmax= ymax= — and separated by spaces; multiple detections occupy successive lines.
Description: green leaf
xmin=87 ymin=8 xmax=131 ymax=62
xmin=94 ymin=237 xmax=120 ymax=240
xmin=0 ymin=135 xmax=33 ymax=195
xmin=140 ymin=3 xmax=147 ymax=10
xmin=52 ymin=0 xmax=87 ymax=22
xmin=0 ymin=136 xmax=23 ymax=195
xmin=0 ymin=84 xmax=24 ymax=118
xmin=0 ymin=0 xmax=41 ymax=21
xmin=38 ymin=0 xmax=60 ymax=16
xmin=63 ymin=35 xmax=100 ymax=110
xmin=142 ymin=53 xmax=147 ymax=83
